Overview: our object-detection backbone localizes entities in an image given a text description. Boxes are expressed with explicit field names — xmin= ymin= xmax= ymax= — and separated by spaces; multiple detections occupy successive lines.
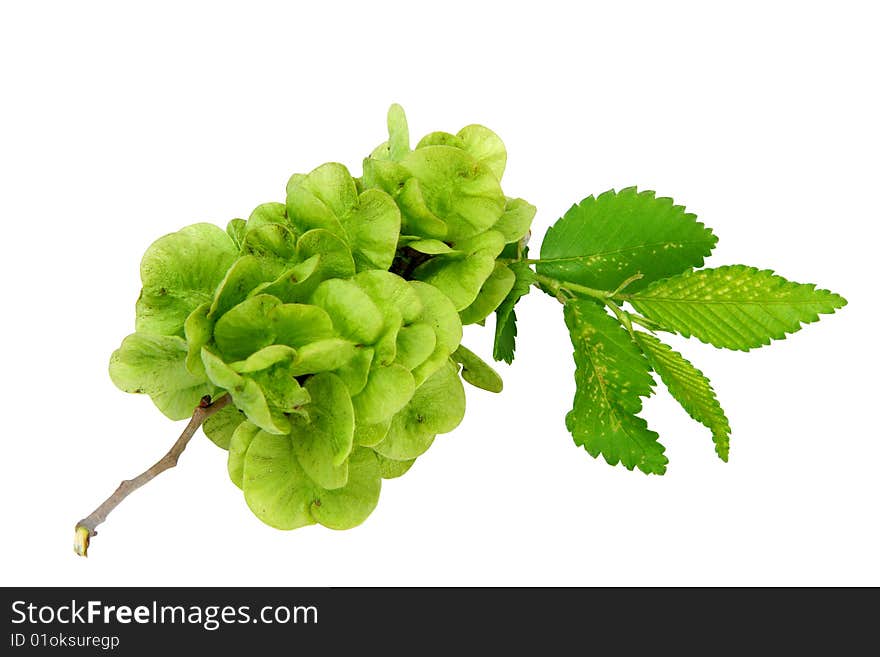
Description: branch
xmin=73 ymin=393 xmax=232 ymax=557
xmin=533 ymin=273 xmax=609 ymax=302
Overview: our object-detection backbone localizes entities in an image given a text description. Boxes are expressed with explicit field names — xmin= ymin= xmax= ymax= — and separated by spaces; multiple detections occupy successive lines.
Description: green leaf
xmin=538 ymin=188 xmax=716 ymax=292
xmin=627 ymin=265 xmax=848 ymax=351
xmin=563 ymin=299 xmax=667 ymax=474
xmin=136 ymin=223 xmax=238 ymax=336
xmin=634 ymin=332 xmax=731 ymax=461
xmin=493 ymin=312 xmax=518 ymax=365
xmin=109 ymin=333 xmax=214 ymax=420
xmin=290 ymin=373 xmax=355 ymax=490
xmin=456 ymin=124 xmax=507 ymax=181
xmin=452 ymin=345 xmax=503 ymax=393
xmin=203 ymin=404 xmax=246 ymax=450
xmin=493 ymin=261 xmax=536 ymax=364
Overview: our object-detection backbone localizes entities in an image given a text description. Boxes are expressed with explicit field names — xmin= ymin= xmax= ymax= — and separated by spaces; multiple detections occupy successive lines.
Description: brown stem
xmin=73 ymin=393 xmax=232 ymax=557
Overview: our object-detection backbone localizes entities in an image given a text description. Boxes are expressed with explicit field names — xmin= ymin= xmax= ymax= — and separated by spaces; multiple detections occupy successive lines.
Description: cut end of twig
xmin=74 ymin=525 xmax=92 ymax=558
xmin=71 ymin=394 xmax=230 ymax=558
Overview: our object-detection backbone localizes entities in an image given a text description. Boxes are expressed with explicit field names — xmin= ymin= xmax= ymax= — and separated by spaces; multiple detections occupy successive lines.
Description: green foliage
xmin=634 ymin=332 xmax=731 ymax=461
xmin=493 ymin=260 xmax=537 ymax=364
xmin=538 ymin=188 xmax=716 ymax=292
xmin=627 ymin=265 xmax=847 ymax=351
xmin=563 ymin=300 xmax=667 ymax=474
xmin=540 ymin=190 xmax=845 ymax=473
xmin=106 ymin=105 xmax=846 ymax=541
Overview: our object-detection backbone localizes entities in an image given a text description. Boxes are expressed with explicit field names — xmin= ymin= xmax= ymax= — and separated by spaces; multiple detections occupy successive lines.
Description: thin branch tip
xmin=72 ymin=394 xmax=231 ymax=558
xmin=73 ymin=525 xmax=91 ymax=557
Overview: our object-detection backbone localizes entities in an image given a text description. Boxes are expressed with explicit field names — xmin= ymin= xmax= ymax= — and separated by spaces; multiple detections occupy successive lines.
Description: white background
xmin=1 ymin=1 xmax=876 ymax=586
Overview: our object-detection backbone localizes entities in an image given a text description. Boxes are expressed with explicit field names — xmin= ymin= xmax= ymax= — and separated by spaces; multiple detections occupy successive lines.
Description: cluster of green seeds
xmin=109 ymin=105 xmax=535 ymax=530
